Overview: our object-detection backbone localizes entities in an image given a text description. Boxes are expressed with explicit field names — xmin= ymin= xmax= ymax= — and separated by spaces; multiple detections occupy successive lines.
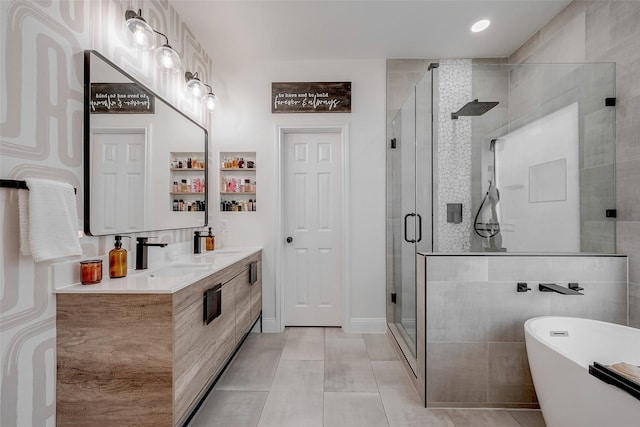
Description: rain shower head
xmin=451 ymin=99 xmax=499 ymax=120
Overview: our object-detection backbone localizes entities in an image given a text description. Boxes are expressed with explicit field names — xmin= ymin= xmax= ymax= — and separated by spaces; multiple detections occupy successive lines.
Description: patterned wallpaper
xmin=435 ymin=59 xmax=472 ymax=252
xmin=0 ymin=1 xmax=213 ymax=425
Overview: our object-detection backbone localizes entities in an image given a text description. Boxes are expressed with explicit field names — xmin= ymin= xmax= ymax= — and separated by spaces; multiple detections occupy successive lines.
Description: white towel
xmin=19 ymin=178 xmax=82 ymax=262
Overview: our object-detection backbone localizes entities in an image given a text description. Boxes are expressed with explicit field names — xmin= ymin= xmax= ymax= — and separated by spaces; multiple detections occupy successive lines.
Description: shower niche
xmin=386 ymin=59 xmax=617 ymax=405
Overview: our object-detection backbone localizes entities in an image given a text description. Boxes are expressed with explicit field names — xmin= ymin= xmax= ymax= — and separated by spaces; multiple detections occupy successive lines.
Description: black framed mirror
xmin=83 ymin=50 xmax=207 ymax=236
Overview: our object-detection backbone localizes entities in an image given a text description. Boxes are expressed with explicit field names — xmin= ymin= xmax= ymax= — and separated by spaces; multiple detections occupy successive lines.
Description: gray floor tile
xmin=445 ymin=409 xmax=521 ymax=427
xmin=325 ymin=337 xmax=369 ymax=361
xmin=189 ymin=390 xmax=267 ymax=427
xmin=257 ymin=390 xmax=323 ymax=427
xmin=325 ymin=360 xmax=378 ymax=392
xmin=286 ymin=326 xmax=325 ymax=341
xmin=270 ymin=360 xmax=324 ymax=391
xmin=364 ymin=333 xmax=398 ymax=361
xmin=508 ymin=410 xmax=547 ymax=427
xmin=280 ymin=336 xmax=325 ymax=360
xmin=325 ymin=327 xmax=363 ymax=339
xmin=372 ymin=360 xmax=415 ymax=391
xmin=192 ymin=328 xmax=540 ymax=427
xmin=323 ymin=392 xmax=389 ymax=427
xmin=215 ymin=337 xmax=283 ymax=391
xmin=379 ymin=387 xmax=454 ymax=427
xmin=281 ymin=327 xmax=325 ymax=360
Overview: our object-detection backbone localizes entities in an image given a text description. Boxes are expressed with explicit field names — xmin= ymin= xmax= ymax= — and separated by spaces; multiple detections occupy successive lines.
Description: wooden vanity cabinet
xmin=56 ymin=251 xmax=262 ymax=427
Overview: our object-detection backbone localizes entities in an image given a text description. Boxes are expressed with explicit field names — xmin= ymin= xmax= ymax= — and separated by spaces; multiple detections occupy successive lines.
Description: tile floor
xmin=188 ymin=327 xmax=546 ymax=427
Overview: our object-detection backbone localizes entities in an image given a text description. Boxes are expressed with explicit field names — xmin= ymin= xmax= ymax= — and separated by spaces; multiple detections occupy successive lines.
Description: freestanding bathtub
xmin=524 ymin=316 xmax=640 ymax=427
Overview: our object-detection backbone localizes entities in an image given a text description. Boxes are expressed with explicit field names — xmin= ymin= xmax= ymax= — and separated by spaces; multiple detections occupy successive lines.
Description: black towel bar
xmin=0 ymin=179 xmax=77 ymax=194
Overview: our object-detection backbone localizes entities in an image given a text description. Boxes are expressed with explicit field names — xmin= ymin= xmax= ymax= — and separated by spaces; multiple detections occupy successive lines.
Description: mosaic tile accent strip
xmin=436 ymin=59 xmax=472 ymax=252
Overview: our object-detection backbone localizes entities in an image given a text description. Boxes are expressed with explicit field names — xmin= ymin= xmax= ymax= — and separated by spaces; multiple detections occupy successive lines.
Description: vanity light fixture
xmin=203 ymin=86 xmax=216 ymax=111
xmin=124 ymin=9 xmax=156 ymax=50
xmin=154 ymin=32 xmax=181 ymax=72
xmin=185 ymin=71 xmax=217 ymax=111
xmin=185 ymin=71 xmax=206 ymax=97
xmin=124 ymin=9 xmax=182 ymax=73
xmin=471 ymin=19 xmax=491 ymax=33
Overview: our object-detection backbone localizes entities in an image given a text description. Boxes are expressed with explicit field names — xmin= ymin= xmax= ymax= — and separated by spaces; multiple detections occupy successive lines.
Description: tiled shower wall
xmin=0 ymin=1 xmax=213 ymax=425
xmin=422 ymin=254 xmax=628 ymax=408
xmin=509 ymin=0 xmax=640 ymax=327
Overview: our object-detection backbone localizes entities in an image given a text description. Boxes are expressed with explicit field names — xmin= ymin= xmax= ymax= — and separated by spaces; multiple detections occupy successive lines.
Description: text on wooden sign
xmin=272 ymin=82 xmax=351 ymax=113
xmin=90 ymin=83 xmax=155 ymax=114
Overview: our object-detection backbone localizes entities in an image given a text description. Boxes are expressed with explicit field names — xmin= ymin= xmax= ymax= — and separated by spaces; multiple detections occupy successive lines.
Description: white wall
xmin=210 ymin=58 xmax=387 ymax=332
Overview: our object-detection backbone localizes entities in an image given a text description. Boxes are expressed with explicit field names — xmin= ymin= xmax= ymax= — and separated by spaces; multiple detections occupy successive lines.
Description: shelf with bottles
xmin=220 ymin=151 xmax=257 ymax=212
xmin=220 ymin=198 xmax=256 ymax=212
xmin=170 ymin=151 xmax=206 ymax=213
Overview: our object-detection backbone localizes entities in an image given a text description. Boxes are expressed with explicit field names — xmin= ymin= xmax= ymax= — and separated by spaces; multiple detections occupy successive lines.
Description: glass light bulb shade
xmin=186 ymin=78 xmax=206 ymax=98
xmin=471 ymin=19 xmax=491 ymax=33
xmin=203 ymin=93 xmax=216 ymax=110
xmin=155 ymin=45 xmax=181 ymax=72
xmin=124 ymin=17 xmax=156 ymax=50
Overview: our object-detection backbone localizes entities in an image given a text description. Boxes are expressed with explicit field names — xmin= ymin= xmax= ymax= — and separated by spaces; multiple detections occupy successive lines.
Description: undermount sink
xmin=196 ymin=250 xmax=241 ymax=263
xmin=137 ymin=263 xmax=214 ymax=278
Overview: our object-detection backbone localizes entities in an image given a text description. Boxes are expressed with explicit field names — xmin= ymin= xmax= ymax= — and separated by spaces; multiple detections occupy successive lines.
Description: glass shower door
xmin=389 ymin=90 xmax=418 ymax=358
xmin=387 ymin=69 xmax=432 ymax=364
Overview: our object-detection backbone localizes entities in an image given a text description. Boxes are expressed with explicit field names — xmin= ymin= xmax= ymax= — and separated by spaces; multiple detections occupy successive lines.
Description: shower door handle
xmin=416 ymin=214 xmax=422 ymax=243
xmin=404 ymin=213 xmax=416 ymax=243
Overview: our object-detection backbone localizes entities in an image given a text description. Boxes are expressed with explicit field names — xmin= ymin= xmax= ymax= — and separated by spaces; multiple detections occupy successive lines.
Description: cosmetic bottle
xmin=109 ymin=235 xmax=128 ymax=278
xmin=206 ymin=227 xmax=215 ymax=251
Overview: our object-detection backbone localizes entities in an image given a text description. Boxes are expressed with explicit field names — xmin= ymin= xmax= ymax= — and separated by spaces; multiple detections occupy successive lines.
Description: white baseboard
xmin=349 ymin=317 xmax=387 ymax=333
xmin=260 ymin=317 xmax=281 ymax=333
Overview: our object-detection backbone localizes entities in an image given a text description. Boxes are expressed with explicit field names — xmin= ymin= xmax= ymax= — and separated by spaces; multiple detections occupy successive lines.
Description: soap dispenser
xmin=109 ymin=235 xmax=128 ymax=278
xmin=206 ymin=227 xmax=215 ymax=251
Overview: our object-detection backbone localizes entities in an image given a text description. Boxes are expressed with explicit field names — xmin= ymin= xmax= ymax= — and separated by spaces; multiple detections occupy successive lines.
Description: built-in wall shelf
xmin=170 ymin=151 xmax=205 ymax=212
xmin=220 ymin=151 xmax=257 ymax=212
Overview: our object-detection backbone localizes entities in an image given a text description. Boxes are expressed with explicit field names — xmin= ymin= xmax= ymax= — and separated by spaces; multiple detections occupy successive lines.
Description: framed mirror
xmin=83 ymin=50 xmax=208 ymax=236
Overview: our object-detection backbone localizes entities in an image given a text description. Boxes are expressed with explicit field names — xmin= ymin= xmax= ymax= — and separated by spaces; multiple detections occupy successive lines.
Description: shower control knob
xmin=517 ymin=282 xmax=531 ymax=292
xmin=286 ymin=236 xmax=293 ymax=244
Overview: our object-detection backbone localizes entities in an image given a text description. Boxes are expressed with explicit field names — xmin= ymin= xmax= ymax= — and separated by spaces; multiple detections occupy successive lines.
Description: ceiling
xmin=172 ymin=0 xmax=572 ymax=63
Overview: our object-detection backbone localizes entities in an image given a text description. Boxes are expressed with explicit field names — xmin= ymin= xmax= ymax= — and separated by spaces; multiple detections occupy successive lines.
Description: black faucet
xmin=194 ymin=231 xmax=206 ymax=254
xmin=135 ymin=237 xmax=168 ymax=270
xmin=539 ymin=283 xmax=584 ymax=295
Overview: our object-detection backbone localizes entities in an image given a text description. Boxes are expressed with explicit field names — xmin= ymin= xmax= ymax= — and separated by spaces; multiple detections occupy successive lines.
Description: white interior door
xmin=91 ymin=129 xmax=147 ymax=234
xmin=283 ymin=130 xmax=342 ymax=326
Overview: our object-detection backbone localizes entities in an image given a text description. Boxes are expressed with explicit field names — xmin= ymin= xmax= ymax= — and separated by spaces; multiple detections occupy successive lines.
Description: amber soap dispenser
xmin=206 ymin=227 xmax=215 ymax=251
xmin=109 ymin=235 xmax=128 ymax=278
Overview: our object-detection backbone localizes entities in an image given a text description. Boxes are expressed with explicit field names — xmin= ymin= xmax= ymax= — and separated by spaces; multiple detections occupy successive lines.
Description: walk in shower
xmin=386 ymin=59 xmax=617 ymax=390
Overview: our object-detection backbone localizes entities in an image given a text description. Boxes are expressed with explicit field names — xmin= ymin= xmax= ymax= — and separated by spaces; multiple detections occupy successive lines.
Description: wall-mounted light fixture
xmin=124 ymin=9 xmax=181 ymax=73
xmin=185 ymin=71 xmax=216 ymax=111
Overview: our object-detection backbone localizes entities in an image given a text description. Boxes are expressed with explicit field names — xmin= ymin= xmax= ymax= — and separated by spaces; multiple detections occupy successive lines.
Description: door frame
xmin=275 ymin=124 xmax=351 ymax=332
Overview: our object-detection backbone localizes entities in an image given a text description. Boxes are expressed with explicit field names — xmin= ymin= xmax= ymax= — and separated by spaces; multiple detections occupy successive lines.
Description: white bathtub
xmin=524 ymin=316 xmax=640 ymax=427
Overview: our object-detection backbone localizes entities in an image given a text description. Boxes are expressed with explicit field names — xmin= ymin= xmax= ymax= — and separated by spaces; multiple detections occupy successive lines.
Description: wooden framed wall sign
xmin=272 ymin=82 xmax=351 ymax=113
xmin=90 ymin=82 xmax=155 ymax=114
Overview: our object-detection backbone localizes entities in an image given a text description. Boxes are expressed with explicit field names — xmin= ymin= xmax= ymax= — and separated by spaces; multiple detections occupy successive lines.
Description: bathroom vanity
xmin=55 ymin=248 xmax=262 ymax=426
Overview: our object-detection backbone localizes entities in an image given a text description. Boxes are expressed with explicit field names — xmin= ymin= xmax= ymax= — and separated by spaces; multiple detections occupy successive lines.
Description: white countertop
xmin=54 ymin=247 xmax=262 ymax=294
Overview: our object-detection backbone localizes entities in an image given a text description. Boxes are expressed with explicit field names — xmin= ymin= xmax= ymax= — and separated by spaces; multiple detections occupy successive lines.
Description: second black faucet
xmin=135 ymin=237 xmax=168 ymax=270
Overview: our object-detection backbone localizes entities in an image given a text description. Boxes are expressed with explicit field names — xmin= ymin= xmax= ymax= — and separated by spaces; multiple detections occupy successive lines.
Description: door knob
xmin=286 ymin=236 xmax=293 ymax=243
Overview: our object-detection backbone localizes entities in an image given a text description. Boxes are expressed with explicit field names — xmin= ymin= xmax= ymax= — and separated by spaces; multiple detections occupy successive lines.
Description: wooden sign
xmin=90 ymin=83 xmax=155 ymax=114
xmin=272 ymin=82 xmax=351 ymax=113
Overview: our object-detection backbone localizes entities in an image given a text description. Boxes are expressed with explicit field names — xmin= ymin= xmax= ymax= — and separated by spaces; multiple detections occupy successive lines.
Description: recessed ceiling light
xmin=471 ymin=19 xmax=491 ymax=33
